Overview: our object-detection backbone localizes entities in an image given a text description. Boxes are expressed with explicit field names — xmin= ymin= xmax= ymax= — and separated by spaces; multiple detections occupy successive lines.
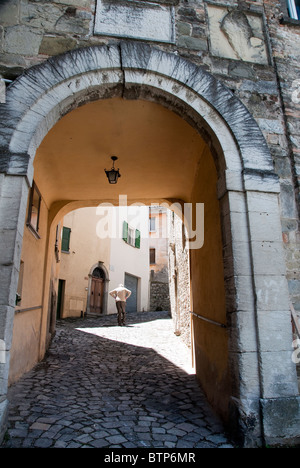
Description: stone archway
xmin=0 ymin=42 xmax=299 ymax=447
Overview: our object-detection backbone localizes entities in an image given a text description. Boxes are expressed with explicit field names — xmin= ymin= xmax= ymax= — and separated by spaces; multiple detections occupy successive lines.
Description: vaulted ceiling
xmin=34 ymin=97 xmax=211 ymax=208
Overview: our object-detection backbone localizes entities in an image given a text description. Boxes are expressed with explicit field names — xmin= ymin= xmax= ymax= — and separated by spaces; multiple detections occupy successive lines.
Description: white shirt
xmin=109 ymin=286 xmax=131 ymax=302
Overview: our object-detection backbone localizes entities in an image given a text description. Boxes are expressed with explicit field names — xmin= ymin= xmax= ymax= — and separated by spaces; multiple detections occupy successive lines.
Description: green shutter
xmin=135 ymin=229 xmax=141 ymax=249
xmin=123 ymin=221 xmax=128 ymax=242
xmin=61 ymin=227 xmax=71 ymax=252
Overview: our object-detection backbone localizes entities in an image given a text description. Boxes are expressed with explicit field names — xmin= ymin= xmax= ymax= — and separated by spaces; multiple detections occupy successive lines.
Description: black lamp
xmin=105 ymin=156 xmax=121 ymax=184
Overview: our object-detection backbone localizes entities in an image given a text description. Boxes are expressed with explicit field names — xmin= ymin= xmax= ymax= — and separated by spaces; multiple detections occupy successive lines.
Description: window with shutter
xmin=286 ymin=0 xmax=300 ymax=19
xmin=128 ymin=226 xmax=135 ymax=246
xmin=61 ymin=227 xmax=71 ymax=253
xmin=123 ymin=221 xmax=141 ymax=248
xmin=135 ymin=229 xmax=141 ymax=249
xmin=123 ymin=221 xmax=128 ymax=242
xmin=26 ymin=181 xmax=42 ymax=236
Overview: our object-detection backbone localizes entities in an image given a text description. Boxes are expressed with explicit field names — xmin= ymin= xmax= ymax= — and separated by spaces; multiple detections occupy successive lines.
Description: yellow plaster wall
xmin=9 ymin=309 xmax=42 ymax=385
xmin=9 ymin=194 xmax=49 ymax=385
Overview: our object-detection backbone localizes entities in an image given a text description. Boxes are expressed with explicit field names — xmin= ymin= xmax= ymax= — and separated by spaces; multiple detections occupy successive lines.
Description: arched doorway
xmin=90 ymin=268 xmax=105 ymax=315
xmin=87 ymin=264 xmax=109 ymax=315
xmin=0 ymin=43 xmax=299 ymax=447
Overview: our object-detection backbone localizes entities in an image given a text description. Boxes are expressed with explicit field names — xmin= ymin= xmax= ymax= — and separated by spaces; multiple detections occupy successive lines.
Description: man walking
xmin=109 ymin=284 xmax=132 ymax=326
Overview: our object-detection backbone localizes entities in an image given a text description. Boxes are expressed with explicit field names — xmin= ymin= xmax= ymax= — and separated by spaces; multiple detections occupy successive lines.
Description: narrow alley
xmin=0 ymin=311 xmax=233 ymax=449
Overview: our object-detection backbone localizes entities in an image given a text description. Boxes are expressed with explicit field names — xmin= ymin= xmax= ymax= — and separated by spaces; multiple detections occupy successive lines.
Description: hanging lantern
xmin=105 ymin=156 xmax=121 ymax=184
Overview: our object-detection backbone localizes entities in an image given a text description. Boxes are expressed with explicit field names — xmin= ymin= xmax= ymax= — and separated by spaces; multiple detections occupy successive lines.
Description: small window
xmin=150 ymin=248 xmax=156 ymax=264
xmin=61 ymin=226 xmax=71 ymax=253
xmin=149 ymin=217 xmax=156 ymax=232
xmin=135 ymin=229 xmax=141 ymax=249
xmin=122 ymin=221 xmax=141 ymax=249
xmin=128 ymin=226 xmax=135 ymax=247
xmin=27 ymin=181 xmax=41 ymax=235
xmin=287 ymin=0 xmax=300 ymax=19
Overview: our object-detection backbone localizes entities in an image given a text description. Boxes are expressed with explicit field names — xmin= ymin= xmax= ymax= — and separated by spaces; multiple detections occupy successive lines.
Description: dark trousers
xmin=116 ymin=301 xmax=126 ymax=326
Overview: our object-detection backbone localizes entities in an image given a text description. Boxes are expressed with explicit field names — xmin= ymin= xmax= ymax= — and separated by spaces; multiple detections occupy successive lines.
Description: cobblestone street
xmin=1 ymin=311 xmax=233 ymax=449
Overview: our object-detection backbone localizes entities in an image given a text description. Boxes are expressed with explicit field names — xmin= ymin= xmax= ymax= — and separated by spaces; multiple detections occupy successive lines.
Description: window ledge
xmin=123 ymin=239 xmax=140 ymax=249
xmin=26 ymin=222 xmax=41 ymax=239
xmin=280 ymin=15 xmax=300 ymax=26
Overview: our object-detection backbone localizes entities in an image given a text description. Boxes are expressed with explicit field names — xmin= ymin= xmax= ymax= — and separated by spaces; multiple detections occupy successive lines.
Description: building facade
xmin=149 ymin=206 xmax=171 ymax=312
xmin=57 ymin=206 xmax=150 ymax=318
xmin=0 ymin=0 xmax=300 ymax=446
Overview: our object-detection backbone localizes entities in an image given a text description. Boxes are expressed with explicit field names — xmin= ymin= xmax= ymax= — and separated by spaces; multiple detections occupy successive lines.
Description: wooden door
xmin=90 ymin=277 xmax=104 ymax=314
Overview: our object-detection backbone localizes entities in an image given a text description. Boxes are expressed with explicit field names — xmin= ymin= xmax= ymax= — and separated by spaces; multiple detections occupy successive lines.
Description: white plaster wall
xmin=60 ymin=205 xmax=150 ymax=316
xmin=108 ymin=205 xmax=150 ymax=314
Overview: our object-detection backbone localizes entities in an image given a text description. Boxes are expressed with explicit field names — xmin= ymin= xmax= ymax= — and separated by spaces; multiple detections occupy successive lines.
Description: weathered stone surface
xmin=260 ymin=396 xmax=300 ymax=446
xmin=55 ymin=10 xmax=91 ymax=35
xmin=95 ymin=0 xmax=175 ymax=43
xmin=260 ymin=350 xmax=299 ymax=397
xmin=177 ymin=35 xmax=207 ymax=51
xmin=0 ymin=0 xmax=19 ymax=27
xmin=228 ymin=311 xmax=258 ymax=353
xmin=254 ymin=275 xmax=290 ymax=311
xmin=3 ymin=25 xmax=42 ymax=55
xmin=228 ymin=396 xmax=263 ymax=448
xmin=39 ymin=36 xmax=78 ymax=56
xmin=0 ymin=400 xmax=8 ymax=443
xmin=240 ymin=80 xmax=278 ymax=95
xmin=176 ymin=21 xmax=191 ymax=36
xmin=206 ymin=5 xmax=269 ymax=65
xmin=256 ymin=310 xmax=295 ymax=352
xmin=150 ymin=281 xmax=170 ymax=312
xmin=280 ymin=182 xmax=298 ymax=219
xmin=20 ymin=2 xmax=64 ymax=31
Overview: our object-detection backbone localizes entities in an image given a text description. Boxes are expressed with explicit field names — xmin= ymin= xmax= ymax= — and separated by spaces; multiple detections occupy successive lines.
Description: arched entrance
xmin=87 ymin=263 xmax=109 ymax=316
xmin=0 ymin=42 xmax=299 ymax=447
xmin=90 ymin=268 xmax=105 ymax=315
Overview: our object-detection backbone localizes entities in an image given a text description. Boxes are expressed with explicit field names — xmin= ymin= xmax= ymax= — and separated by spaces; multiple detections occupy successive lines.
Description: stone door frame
xmin=86 ymin=262 xmax=110 ymax=316
xmin=0 ymin=42 xmax=299 ymax=446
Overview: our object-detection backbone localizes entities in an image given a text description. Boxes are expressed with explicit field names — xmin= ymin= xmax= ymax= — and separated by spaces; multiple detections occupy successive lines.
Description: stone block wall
xmin=168 ymin=211 xmax=191 ymax=349
xmin=264 ymin=0 xmax=300 ymax=315
xmin=149 ymin=275 xmax=171 ymax=312
xmin=0 ymin=0 xmax=299 ymax=313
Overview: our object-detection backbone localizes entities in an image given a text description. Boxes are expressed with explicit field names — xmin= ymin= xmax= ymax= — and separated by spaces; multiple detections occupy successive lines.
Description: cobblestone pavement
xmin=1 ymin=311 xmax=234 ymax=449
